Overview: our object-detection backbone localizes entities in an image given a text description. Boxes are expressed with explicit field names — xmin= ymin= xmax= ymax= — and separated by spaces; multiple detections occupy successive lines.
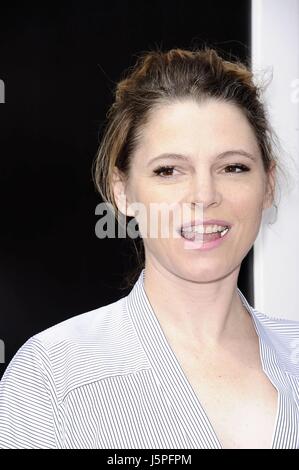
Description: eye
xmin=224 ymin=164 xmax=250 ymax=173
xmin=153 ymin=163 xmax=250 ymax=178
xmin=153 ymin=165 xmax=177 ymax=178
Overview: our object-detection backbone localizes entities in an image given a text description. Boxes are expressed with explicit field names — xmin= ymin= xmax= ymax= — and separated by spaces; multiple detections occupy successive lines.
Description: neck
xmin=143 ymin=261 xmax=253 ymax=351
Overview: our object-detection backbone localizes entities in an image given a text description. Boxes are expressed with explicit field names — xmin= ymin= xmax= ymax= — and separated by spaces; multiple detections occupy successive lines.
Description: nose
xmin=187 ymin=168 xmax=221 ymax=209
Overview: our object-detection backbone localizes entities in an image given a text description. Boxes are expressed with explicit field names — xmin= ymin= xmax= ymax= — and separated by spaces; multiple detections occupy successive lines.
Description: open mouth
xmin=180 ymin=226 xmax=230 ymax=242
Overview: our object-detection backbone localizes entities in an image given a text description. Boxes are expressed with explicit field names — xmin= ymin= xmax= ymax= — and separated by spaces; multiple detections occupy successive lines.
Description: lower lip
xmin=180 ymin=227 xmax=231 ymax=251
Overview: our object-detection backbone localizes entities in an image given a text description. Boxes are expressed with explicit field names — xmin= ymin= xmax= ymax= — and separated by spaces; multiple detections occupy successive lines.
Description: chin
xmin=177 ymin=266 xmax=227 ymax=283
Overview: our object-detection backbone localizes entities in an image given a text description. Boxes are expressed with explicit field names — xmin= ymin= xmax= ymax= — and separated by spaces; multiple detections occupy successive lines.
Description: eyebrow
xmin=147 ymin=149 xmax=257 ymax=166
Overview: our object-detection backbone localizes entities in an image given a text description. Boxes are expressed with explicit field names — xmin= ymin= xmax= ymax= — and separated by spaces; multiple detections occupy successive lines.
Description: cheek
xmin=130 ymin=183 xmax=166 ymax=204
xmin=230 ymin=184 xmax=265 ymax=219
xmin=137 ymin=185 xmax=180 ymax=204
xmin=131 ymin=185 xmax=180 ymax=231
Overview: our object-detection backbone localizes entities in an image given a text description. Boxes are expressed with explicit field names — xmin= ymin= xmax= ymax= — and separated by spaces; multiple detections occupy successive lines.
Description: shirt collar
xmin=127 ymin=268 xmax=299 ymax=378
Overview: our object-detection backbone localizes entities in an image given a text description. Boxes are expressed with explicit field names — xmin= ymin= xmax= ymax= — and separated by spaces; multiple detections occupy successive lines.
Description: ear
xmin=263 ymin=160 xmax=276 ymax=210
xmin=111 ymin=167 xmax=135 ymax=217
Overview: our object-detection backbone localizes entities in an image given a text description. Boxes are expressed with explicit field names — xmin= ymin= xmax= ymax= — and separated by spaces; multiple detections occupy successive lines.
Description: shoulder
xmin=34 ymin=296 xmax=126 ymax=347
xmin=2 ymin=295 xmax=150 ymax=404
xmin=252 ymin=308 xmax=299 ymax=377
xmin=252 ymin=307 xmax=299 ymax=335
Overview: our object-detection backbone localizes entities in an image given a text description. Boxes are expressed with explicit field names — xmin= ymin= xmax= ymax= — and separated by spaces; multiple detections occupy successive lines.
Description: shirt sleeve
xmin=0 ymin=336 xmax=59 ymax=449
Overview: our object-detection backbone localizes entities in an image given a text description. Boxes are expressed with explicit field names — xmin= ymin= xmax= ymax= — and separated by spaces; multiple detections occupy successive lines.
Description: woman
xmin=0 ymin=46 xmax=298 ymax=449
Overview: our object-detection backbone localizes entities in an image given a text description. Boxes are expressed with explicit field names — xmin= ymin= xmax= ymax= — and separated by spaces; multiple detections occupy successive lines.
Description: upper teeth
xmin=181 ymin=224 xmax=228 ymax=234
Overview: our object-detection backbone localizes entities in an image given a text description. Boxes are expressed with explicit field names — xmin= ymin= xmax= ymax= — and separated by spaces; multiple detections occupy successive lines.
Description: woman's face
xmin=113 ymin=98 xmax=275 ymax=282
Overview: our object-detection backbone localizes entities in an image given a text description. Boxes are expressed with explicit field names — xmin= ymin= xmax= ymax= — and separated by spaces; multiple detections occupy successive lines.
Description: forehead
xmin=133 ymin=98 xmax=260 ymax=160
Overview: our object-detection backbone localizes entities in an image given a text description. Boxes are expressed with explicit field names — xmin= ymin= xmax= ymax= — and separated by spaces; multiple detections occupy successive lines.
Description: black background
xmin=0 ymin=0 xmax=252 ymax=377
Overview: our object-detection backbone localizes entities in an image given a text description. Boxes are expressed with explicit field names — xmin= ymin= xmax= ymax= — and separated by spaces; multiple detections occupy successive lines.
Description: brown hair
xmin=92 ymin=45 xmax=290 ymax=290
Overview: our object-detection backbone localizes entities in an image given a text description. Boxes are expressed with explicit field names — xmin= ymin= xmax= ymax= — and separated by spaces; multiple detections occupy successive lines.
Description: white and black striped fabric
xmin=0 ymin=268 xmax=298 ymax=449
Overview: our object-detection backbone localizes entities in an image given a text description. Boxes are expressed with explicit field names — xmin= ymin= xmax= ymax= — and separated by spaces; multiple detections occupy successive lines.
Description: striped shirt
xmin=0 ymin=268 xmax=299 ymax=449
